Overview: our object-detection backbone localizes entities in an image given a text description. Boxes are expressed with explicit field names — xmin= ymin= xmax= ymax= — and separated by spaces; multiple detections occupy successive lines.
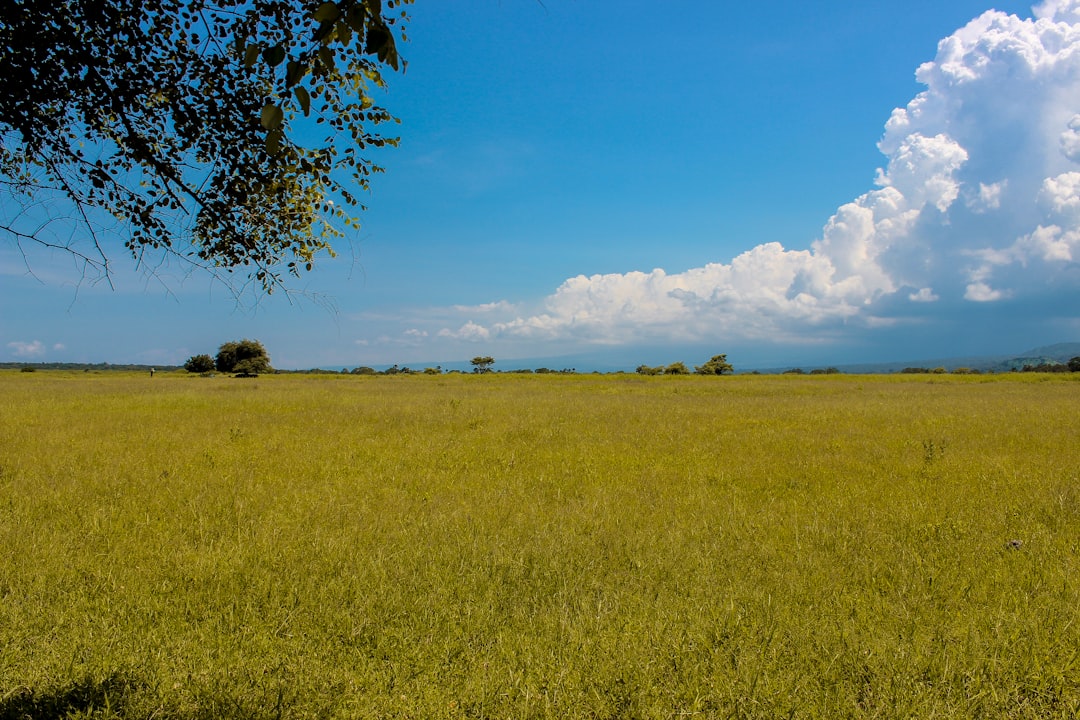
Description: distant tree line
xmin=2 ymin=362 xmax=182 ymax=372
xmin=184 ymin=352 xmax=1080 ymax=377
xmin=898 ymin=358 xmax=1080 ymax=374
xmin=1017 ymin=357 xmax=1080 ymax=373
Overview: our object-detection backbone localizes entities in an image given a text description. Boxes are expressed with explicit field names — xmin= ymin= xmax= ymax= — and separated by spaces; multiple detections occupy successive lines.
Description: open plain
xmin=2 ymin=370 xmax=1079 ymax=718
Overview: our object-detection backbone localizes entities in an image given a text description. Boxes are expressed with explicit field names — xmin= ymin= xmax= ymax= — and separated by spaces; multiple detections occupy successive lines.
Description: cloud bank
xmin=439 ymin=1 xmax=1080 ymax=349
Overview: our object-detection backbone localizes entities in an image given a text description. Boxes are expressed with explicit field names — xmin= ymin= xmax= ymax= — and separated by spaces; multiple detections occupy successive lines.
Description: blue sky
xmin=4 ymin=0 xmax=1080 ymax=370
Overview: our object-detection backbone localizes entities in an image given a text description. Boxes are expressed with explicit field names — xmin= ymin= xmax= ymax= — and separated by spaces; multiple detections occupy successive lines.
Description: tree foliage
xmin=215 ymin=339 xmax=272 ymax=375
xmin=183 ymin=353 xmax=216 ymax=373
xmin=470 ymin=356 xmax=495 ymax=374
xmin=0 ymin=0 xmax=411 ymax=292
xmin=694 ymin=354 xmax=733 ymax=375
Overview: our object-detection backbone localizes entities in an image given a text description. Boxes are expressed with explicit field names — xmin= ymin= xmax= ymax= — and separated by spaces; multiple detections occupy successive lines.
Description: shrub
xmin=664 ymin=362 xmax=690 ymax=375
xmin=184 ymin=354 xmax=215 ymax=373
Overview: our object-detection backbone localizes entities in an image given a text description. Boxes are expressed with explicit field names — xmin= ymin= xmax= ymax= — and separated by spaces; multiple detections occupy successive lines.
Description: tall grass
xmin=1 ymin=371 xmax=1078 ymax=718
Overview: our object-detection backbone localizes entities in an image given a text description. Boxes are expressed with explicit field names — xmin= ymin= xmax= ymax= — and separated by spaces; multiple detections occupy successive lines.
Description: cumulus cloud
xmin=438 ymin=1 xmax=1080 ymax=346
xmin=7 ymin=340 xmax=46 ymax=358
xmin=909 ymin=288 xmax=939 ymax=302
xmin=1040 ymin=171 xmax=1080 ymax=216
xmin=1061 ymin=115 xmax=1080 ymax=161
xmin=965 ymin=282 xmax=1008 ymax=302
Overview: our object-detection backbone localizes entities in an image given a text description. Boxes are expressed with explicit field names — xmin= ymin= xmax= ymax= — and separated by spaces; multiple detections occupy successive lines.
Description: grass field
xmin=2 ymin=370 xmax=1079 ymax=719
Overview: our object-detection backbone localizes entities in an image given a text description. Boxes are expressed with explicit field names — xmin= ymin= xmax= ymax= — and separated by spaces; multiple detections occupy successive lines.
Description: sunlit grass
xmin=1 ymin=370 xmax=1078 ymax=718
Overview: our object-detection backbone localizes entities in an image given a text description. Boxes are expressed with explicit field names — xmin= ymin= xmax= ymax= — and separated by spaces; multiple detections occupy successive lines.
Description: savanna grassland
xmin=1 ymin=370 xmax=1079 ymax=719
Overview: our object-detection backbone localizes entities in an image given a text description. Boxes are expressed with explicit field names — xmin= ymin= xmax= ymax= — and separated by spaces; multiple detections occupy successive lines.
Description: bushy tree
xmin=1069 ymin=356 xmax=1080 ymax=372
xmin=664 ymin=362 xmax=690 ymax=375
xmin=694 ymin=354 xmax=734 ymax=375
xmin=1 ymin=0 xmax=411 ymax=293
xmin=635 ymin=364 xmax=662 ymax=376
xmin=471 ymin=356 xmax=495 ymax=374
xmin=215 ymin=339 xmax=272 ymax=375
xmin=183 ymin=354 xmax=215 ymax=373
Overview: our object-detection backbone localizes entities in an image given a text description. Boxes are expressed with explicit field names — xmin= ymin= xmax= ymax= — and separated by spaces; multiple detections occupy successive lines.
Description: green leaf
xmin=266 ymin=128 xmax=283 ymax=155
xmin=313 ymin=1 xmax=340 ymax=22
xmin=294 ymin=86 xmax=311 ymax=116
xmin=244 ymin=43 xmax=260 ymax=68
xmin=260 ymin=103 xmax=284 ymax=130
xmin=318 ymin=46 xmax=335 ymax=73
xmin=263 ymin=45 xmax=286 ymax=68
xmin=285 ymin=60 xmax=306 ymax=88
xmin=336 ymin=21 xmax=353 ymax=47
xmin=345 ymin=4 xmax=367 ymax=33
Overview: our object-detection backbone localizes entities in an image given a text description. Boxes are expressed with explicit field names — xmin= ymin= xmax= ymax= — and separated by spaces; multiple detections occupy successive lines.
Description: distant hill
xmin=984 ymin=342 xmax=1080 ymax=372
xmin=752 ymin=341 xmax=1080 ymax=375
xmin=0 ymin=362 xmax=182 ymax=372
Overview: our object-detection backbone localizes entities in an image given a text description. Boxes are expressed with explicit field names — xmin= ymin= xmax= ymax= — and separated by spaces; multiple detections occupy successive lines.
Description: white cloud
xmin=450 ymin=300 xmax=516 ymax=314
xmin=966 ymin=180 xmax=1006 ymax=212
xmin=909 ymin=288 xmax=939 ymax=302
xmin=1060 ymin=115 xmax=1080 ymax=161
xmin=1036 ymin=0 xmax=1080 ymax=24
xmin=1040 ymin=171 xmax=1080 ymax=216
xmin=431 ymin=2 xmax=1080 ymax=348
xmin=965 ymin=282 xmax=1008 ymax=302
xmin=438 ymin=321 xmax=491 ymax=341
xmin=7 ymin=340 xmax=45 ymax=358
xmin=1017 ymin=224 xmax=1078 ymax=262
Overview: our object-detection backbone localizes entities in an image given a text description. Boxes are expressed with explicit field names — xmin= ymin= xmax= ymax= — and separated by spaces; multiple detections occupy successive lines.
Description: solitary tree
xmin=216 ymin=339 xmax=272 ymax=375
xmin=471 ymin=356 xmax=495 ymax=374
xmin=664 ymin=362 xmax=690 ymax=375
xmin=183 ymin=353 xmax=215 ymax=373
xmin=1 ymin=0 xmax=411 ymax=293
xmin=694 ymin=354 xmax=734 ymax=375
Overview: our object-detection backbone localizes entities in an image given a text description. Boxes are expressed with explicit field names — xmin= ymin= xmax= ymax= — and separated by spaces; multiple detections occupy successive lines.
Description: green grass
xmin=2 ymin=371 xmax=1079 ymax=718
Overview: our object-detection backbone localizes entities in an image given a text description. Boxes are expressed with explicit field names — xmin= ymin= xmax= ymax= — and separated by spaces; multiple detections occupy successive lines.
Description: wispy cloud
xmin=7 ymin=340 xmax=46 ymax=358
